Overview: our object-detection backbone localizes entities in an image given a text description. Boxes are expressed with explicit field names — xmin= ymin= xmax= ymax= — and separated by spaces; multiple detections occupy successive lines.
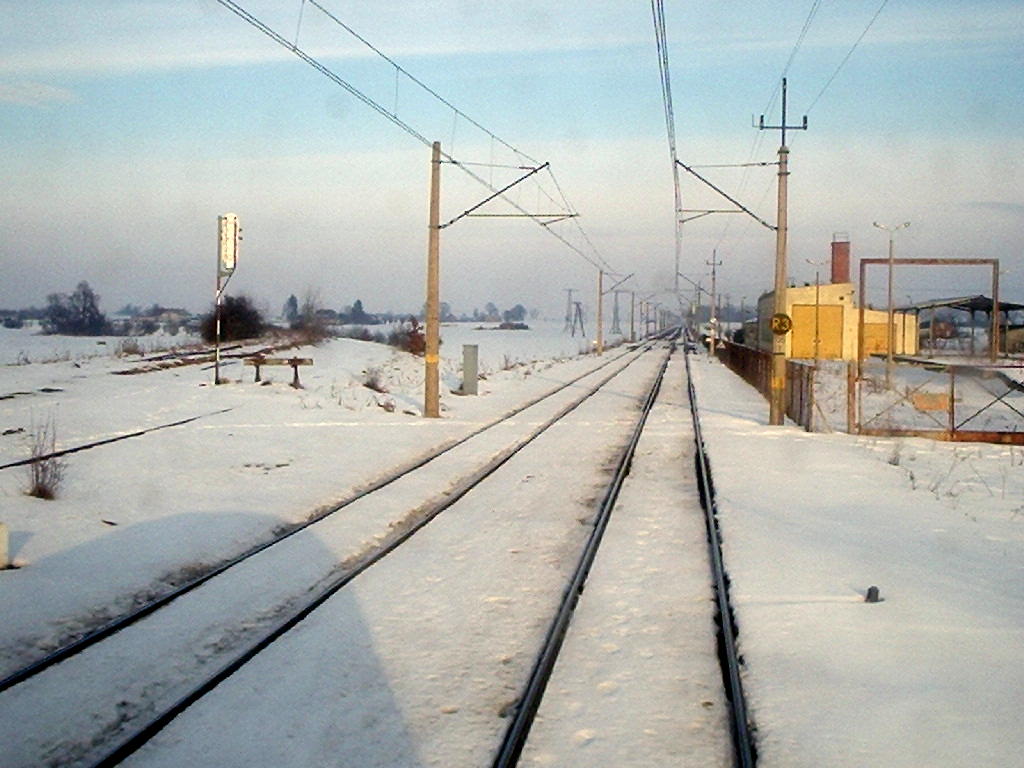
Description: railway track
xmin=494 ymin=341 xmax=757 ymax=766
xmin=0 ymin=342 xmax=643 ymax=692
xmin=2 ymin=333 xmax=756 ymax=767
xmin=0 ymin=339 xmax=664 ymax=767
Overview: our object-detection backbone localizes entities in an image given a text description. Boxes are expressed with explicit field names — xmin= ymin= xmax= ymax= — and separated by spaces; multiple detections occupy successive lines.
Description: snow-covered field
xmin=1 ymin=323 xmax=1021 ymax=766
xmin=0 ymin=325 xmax=201 ymax=366
xmin=0 ymin=320 xmax=619 ymax=672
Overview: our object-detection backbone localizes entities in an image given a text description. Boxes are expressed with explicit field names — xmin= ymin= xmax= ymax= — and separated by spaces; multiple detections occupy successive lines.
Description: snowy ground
xmin=0 ymin=320 xmax=619 ymax=675
xmin=692 ymin=353 xmax=1024 ymax=767
xmin=521 ymin=353 xmax=730 ymax=767
xmin=2 ymin=323 xmax=1022 ymax=766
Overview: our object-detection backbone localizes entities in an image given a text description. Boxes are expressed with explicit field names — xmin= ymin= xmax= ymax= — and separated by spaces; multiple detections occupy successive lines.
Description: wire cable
xmin=805 ymin=0 xmax=890 ymax=114
xmin=212 ymin=0 xmax=614 ymax=273
xmin=306 ymin=0 xmax=541 ymax=167
xmin=650 ymin=0 xmax=684 ymax=299
xmin=711 ymin=0 xmax=821 ymax=256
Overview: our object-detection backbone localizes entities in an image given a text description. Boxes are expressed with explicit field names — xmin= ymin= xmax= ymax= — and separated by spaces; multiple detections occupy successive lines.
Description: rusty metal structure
xmin=717 ymin=338 xmax=1024 ymax=444
xmin=858 ymin=257 xmax=1001 ymax=368
xmin=856 ymin=361 xmax=1024 ymax=444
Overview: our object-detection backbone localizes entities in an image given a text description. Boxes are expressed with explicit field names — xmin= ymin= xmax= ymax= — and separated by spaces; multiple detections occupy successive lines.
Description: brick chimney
xmin=831 ymin=233 xmax=850 ymax=284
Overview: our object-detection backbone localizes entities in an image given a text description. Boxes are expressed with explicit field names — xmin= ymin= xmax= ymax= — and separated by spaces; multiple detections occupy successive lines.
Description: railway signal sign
xmin=215 ymin=213 xmax=240 ymax=385
xmin=218 ymin=213 xmax=240 ymax=277
xmin=770 ymin=312 xmax=792 ymax=335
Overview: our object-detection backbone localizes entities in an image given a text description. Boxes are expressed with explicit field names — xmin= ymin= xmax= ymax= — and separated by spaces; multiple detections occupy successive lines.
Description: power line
xmin=711 ymin=1 xmax=822 ymax=255
xmin=305 ymin=0 xmax=540 ymax=167
xmin=306 ymin=0 xmax=604 ymax=261
xmin=782 ymin=0 xmax=824 ymax=80
xmin=805 ymin=0 xmax=891 ymax=114
xmin=212 ymin=0 xmax=614 ymax=273
xmin=650 ymin=0 xmax=684 ymax=297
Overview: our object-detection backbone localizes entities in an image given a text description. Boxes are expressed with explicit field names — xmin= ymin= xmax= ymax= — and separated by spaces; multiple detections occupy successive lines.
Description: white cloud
xmin=0 ymin=81 xmax=76 ymax=106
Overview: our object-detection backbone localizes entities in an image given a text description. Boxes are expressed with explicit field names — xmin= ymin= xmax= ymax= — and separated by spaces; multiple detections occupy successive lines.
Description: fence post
xmin=847 ymin=361 xmax=857 ymax=434
xmin=949 ymin=368 xmax=956 ymax=435
xmin=808 ymin=364 xmax=816 ymax=432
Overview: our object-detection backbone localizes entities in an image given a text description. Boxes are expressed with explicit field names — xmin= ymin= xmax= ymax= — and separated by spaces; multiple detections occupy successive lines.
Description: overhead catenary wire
xmin=805 ymin=0 xmax=891 ymax=114
xmin=306 ymin=0 xmax=596 ymax=238
xmin=305 ymin=0 xmax=540 ymax=167
xmin=713 ymin=1 xmax=890 ymax=258
xmin=650 ymin=0 xmax=684 ymax=299
xmin=212 ymin=0 xmax=615 ymax=274
xmin=711 ymin=0 xmax=823 ymax=255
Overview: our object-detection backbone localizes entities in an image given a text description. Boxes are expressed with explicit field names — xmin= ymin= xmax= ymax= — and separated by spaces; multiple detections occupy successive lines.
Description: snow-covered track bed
xmin=0 ymin=342 xmax=664 ymax=767
xmin=509 ymin=347 xmax=744 ymax=766
xmin=684 ymin=348 xmax=756 ymax=767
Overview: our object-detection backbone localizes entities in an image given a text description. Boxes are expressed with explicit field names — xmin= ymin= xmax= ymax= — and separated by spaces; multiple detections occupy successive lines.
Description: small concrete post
xmin=0 ymin=522 xmax=8 ymax=569
xmin=462 ymin=344 xmax=478 ymax=395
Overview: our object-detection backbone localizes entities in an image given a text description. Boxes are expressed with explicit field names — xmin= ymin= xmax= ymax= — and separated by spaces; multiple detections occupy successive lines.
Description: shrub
xmin=116 ymin=338 xmax=144 ymax=357
xmin=200 ymin=295 xmax=264 ymax=343
xmin=26 ymin=416 xmax=66 ymax=500
xmin=387 ymin=317 xmax=425 ymax=356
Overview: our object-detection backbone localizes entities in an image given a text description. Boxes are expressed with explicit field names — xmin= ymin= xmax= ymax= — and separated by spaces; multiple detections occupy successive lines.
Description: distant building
xmin=752 ymin=235 xmax=918 ymax=360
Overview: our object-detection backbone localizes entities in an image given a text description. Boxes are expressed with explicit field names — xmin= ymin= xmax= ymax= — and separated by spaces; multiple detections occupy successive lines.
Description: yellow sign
xmin=770 ymin=313 xmax=793 ymax=335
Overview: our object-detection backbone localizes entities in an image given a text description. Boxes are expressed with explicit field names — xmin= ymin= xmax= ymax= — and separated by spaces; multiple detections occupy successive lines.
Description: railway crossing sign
xmin=770 ymin=312 xmax=792 ymax=335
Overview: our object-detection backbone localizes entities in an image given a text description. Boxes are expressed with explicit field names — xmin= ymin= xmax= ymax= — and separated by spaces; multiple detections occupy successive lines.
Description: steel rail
xmin=0 ymin=409 xmax=234 ymax=471
xmin=684 ymin=348 xmax=757 ymax=767
xmin=492 ymin=340 xmax=674 ymax=767
xmin=88 ymin=340 xmax=664 ymax=767
xmin=0 ymin=344 xmax=646 ymax=695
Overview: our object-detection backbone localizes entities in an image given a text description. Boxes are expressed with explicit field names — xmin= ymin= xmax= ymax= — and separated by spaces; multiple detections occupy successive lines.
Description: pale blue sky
xmin=2 ymin=1 xmax=1021 ymax=317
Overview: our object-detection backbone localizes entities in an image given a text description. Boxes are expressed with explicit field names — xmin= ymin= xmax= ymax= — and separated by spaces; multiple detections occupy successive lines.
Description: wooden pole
xmin=425 ymin=141 xmax=441 ymax=418
xmin=596 ymin=269 xmax=604 ymax=355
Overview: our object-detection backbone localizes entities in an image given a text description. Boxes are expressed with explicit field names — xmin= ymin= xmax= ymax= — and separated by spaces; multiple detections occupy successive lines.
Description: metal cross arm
xmin=680 ymin=209 xmax=750 ymax=224
xmin=676 ymin=160 xmax=776 ymax=231
xmin=440 ymin=162 xmax=551 ymax=229
xmin=602 ymin=272 xmax=635 ymax=296
xmin=758 ymin=77 xmax=808 ymax=146
xmin=677 ymin=272 xmax=712 ymax=298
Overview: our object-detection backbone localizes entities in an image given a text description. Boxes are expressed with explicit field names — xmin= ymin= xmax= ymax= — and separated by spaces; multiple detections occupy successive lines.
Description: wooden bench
xmin=243 ymin=356 xmax=313 ymax=388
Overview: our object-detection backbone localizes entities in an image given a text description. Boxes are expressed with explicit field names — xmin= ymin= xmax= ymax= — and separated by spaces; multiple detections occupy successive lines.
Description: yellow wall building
xmin=755 ymin=283 xmax=918 ymax=360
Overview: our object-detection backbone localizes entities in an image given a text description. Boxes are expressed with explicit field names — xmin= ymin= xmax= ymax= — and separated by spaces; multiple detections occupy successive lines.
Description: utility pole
xmin=873 ymin=220 xmax=910 ymax=386
xmin=596 ymin=270 xmax=604 ymax=354
xmin=707 ymin=251 xmax=722 ymax=354
xmin=759 ymin=77 xmax=807 ymax=425
xmin=424 ymin=141 xmax=441 ymax=418
xmin=563 ymin=288 xmax=576 ymax=333
xmin=630 ymin=291 xmax=636 ymax=343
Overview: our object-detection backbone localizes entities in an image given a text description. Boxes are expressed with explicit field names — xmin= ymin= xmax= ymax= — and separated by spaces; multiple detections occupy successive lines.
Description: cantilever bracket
xmin=440 ymin=162 xmax=551 ymax=229
xmin=676 ymin=159 xmax=776 ymax=231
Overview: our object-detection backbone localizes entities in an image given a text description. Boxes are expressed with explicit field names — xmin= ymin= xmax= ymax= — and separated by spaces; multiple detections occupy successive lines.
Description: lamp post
xmin=806 ymin=258 xmax=827 ymax=364
xmin=873 ymin=220 xmax=910 ymax=385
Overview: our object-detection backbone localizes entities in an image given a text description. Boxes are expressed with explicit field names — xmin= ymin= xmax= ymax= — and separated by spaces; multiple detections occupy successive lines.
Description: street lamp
xmin=806 ymin=258 xmax=827 ymax=363
xmin=873 ymin=220 xmax=910 ymax=384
